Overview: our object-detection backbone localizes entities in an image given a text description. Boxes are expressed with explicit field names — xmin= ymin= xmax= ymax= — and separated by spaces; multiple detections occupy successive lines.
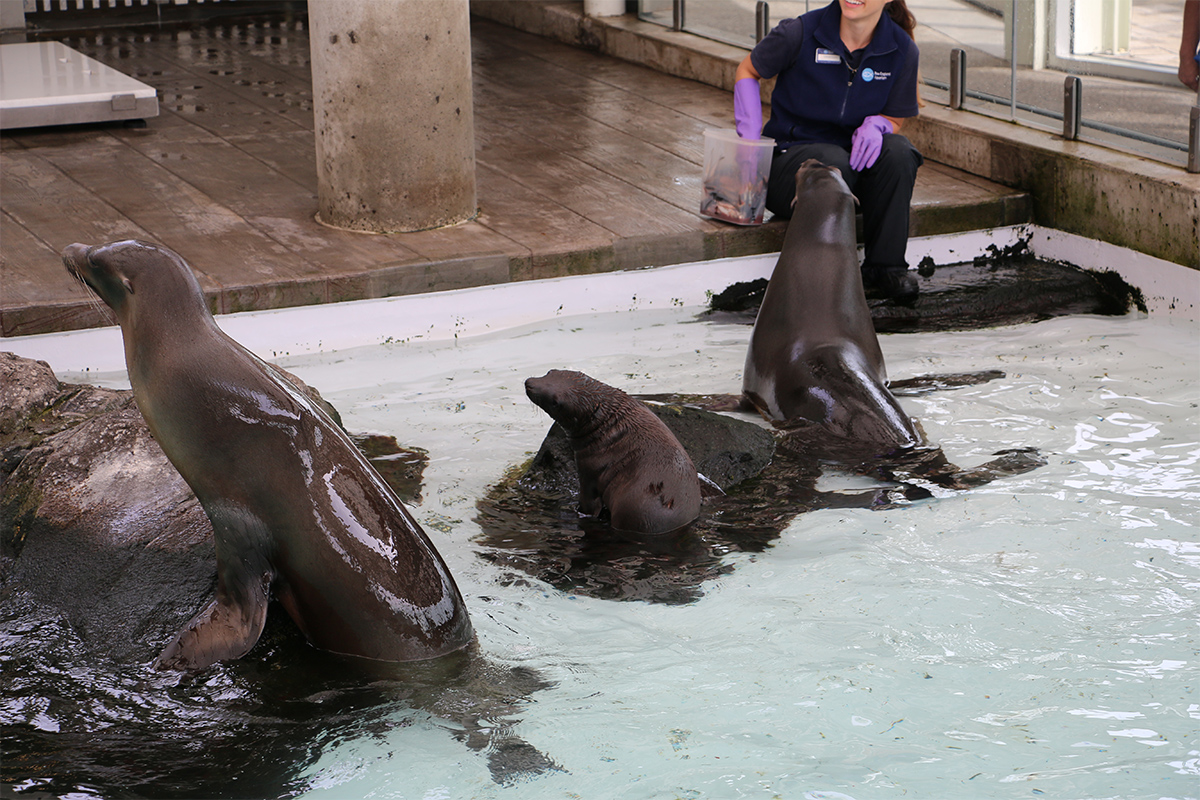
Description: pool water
xmin=232 ymin=306 xmax=1199 ymax=799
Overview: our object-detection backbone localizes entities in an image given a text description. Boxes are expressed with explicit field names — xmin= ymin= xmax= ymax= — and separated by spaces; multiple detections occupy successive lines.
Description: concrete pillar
xmin=308 ymin=0 xmax=476 ymax=233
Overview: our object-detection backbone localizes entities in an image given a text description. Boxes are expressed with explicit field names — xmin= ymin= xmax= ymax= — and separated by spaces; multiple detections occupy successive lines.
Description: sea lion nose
xmin=62 ymin=242 xmax=90 ymax=261
xmin=61 ymin=243 xmax=92 ymax=274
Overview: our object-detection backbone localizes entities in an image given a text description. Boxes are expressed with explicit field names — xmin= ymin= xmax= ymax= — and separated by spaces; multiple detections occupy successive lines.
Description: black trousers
xmin=765 ymin=135 xmax=924 ymax=270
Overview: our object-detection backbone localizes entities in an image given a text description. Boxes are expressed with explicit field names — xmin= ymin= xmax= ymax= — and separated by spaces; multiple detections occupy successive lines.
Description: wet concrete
xmin=1 ymin=6 xmax=1030 ymax=337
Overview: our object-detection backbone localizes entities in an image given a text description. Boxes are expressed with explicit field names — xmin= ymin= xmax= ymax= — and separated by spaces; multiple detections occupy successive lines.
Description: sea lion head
xmin=525 ymin=369 xmax=602 ymax=431
xmin=63 ymin=240 xmax=210 ymax=325
xmin=792 ymin=159 xmax=854 ymax=207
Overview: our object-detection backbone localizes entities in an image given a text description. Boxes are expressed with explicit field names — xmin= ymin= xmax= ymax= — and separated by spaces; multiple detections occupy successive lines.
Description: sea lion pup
xmin=742 ymin=160 xmax=920 ymax=449
xmin=62 ymin=239 xmax=473 ymax=671
xmin=525 ymin=370 xmax=702 ymax=535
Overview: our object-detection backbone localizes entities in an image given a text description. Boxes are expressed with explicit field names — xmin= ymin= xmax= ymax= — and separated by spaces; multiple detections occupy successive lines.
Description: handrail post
xmin=949 ymin=48 xmax=965 ymax=110
xmin=1188 ymin=106 xmax=1199 ymax=173
xmin=755 ymin=1 xmax=770 ymax=42
xmin=1063 ymin=76 xmax=1081 ymax=141
xmin=673 ymin=0 xmax=684 ymax=31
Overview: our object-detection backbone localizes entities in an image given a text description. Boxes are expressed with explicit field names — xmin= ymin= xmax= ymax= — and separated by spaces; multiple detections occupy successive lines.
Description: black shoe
xmin=862 ymin=265 xmax=919 ymax=302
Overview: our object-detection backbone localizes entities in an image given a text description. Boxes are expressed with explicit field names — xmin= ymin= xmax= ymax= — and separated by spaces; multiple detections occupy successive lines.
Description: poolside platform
xmin=1 ymin=8 xmax=1033 ymax=337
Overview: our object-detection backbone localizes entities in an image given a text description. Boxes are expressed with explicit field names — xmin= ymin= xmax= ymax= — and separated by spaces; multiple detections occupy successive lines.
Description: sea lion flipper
xmin=154 ymin=573 xmax=270 ymax=671
xmin=888 ymin=370 xmax=1007 ymax=396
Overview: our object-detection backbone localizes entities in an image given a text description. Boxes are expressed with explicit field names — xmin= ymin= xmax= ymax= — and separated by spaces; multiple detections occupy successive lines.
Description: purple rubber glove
xmin=849 ymin=115 xmax=893 ymax=171
xmin=734 ymin=77 xmax=762 ymax=140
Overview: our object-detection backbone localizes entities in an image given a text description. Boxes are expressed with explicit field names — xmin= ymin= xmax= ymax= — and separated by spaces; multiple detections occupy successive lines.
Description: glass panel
xmin=765 ymin=2 xmax=818 ymax=35
xmin=682 ymin=0 xmax=757 ymax=48
xmin=912 ymin=0 xmax=1012 ymax=110
xmin=638 ymin=0 xmax=675 ymax=27
xmin=1069 ymin=0 xmax=1191 ymax=165
xmin=1126 ymin=0 xmax=1186 ymax=69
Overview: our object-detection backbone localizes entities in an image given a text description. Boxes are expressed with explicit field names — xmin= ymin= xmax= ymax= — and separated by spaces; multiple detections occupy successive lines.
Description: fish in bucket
xmin=699 ymin=128 xmax=774 ymax=225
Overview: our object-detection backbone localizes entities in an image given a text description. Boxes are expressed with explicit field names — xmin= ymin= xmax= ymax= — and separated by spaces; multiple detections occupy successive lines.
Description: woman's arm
xmin=1181 ymin=0 xmax=1199 ymax=91
xmin=736 ymin=54 xmax=762 ymax=83
xmin=734 ymin=55 xmax=765 ymax=139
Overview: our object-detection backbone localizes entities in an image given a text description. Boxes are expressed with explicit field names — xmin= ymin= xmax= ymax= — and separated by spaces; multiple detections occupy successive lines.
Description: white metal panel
xmin=0 ymin=40 xmax=158 ymax=129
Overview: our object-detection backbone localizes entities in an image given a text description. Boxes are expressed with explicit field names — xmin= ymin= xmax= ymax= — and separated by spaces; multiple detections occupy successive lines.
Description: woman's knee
xmin=876 ymin=134 xmax=923 ymax=178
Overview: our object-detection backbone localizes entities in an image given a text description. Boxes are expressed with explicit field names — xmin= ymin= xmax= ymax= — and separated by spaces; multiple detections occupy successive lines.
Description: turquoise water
xmin=249 ymin=307 xmax=1199 ymax=800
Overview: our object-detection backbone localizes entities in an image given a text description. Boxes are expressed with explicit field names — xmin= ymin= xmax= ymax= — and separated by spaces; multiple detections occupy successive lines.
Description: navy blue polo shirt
xmin=750 ymin=1 xmax=920 ymax=151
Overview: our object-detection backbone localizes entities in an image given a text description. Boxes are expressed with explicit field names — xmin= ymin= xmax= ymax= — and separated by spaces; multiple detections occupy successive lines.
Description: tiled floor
xmin=0 ymin=11 xmax=1029 ymax=337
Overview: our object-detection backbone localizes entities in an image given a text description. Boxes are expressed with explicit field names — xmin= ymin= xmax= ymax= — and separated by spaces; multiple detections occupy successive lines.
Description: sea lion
xmin=62 ymin=239 xmax=473 ymax=671
xmin=742 ymin=160 xmax=920 ymax=449
xmin=525 ymin=370 xmax=702 ymax=535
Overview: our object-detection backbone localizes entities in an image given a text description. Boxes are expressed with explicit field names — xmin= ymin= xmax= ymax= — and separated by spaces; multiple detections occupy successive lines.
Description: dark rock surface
xmin=707 ymin=255 xmax=1144 ymax=332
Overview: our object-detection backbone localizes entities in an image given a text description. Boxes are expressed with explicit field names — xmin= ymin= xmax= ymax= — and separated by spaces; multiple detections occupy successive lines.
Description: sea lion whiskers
xmin=63 ymin=246 xmax=119 ymax=325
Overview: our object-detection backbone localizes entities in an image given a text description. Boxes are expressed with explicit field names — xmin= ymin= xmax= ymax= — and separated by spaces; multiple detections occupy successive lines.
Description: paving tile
xmin=473 ymin=93 xmax=707 ymax=213
xmin=115 ymin=134 xmax=428 ymax=270
xmin=476 ymin=115 xmax=706 ymax=238
xmin=26 ymin=133 xmax=312 ymax=289
xmin=476 ymin=19 xmax=736 ymax=128
xmin=64 ymin=24 xmax=314 ymax=129
xmin=914 ymin=160 xmax=1014 ymax=205
xmin=473 ymin=162 xmax=615 ymax=257
xmin=0 ymin=146 xmax=150 ymax=253
xmin=0 ymin=211 xmax=85 ymax=306
xmin=360 ymin=261 xmax=438 ymax=301
xmin=224 ymin=129 xmax=319 ymax=188
xmin=715 ymin=220 xmax=788 ymax=259
xmin=390 ymin=220 xmax=529 ymax=266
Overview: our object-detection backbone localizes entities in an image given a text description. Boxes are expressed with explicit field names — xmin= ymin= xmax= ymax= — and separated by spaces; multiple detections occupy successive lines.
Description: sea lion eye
xmin=122 ymin=277 xmax=135 ymax=295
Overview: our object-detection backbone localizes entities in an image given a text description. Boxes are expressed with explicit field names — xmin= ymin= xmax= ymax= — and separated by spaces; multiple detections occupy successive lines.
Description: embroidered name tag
xmin=815 ymin=48 xmax=841 ymax=64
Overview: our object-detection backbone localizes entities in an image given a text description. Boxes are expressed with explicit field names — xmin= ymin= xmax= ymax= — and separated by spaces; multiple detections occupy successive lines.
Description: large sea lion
xmin=525 ymin=370 xmax=702 ymax=535
xmin=62 ymin=240 xmax=473 ymax=671
xmin=742 ymin=160 xmax=919 ymax=449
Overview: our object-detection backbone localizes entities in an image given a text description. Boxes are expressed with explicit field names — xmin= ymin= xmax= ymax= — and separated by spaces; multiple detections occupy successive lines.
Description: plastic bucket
xmin=699 ymin=128 xmax=775 ymax=225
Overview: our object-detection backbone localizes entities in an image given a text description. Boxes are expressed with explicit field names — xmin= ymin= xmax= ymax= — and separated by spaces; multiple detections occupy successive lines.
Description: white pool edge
xmin=3 ymin=224 xmax=1196 ymax=375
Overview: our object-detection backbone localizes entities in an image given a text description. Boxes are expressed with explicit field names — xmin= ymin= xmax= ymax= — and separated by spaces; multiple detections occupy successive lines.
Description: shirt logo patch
xmin=862 ymin=67 xmax=875 ymax=82
xmin=815 ymin=48 xmax=841 ymax=64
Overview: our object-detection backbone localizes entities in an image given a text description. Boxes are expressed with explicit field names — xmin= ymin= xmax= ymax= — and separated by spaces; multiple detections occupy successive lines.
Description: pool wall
xmin=3 ymin=224 xmax=1195 ymax=378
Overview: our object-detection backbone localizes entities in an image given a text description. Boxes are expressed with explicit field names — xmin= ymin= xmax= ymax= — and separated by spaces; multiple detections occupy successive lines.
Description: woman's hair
xmin=886 ymin=0 xmax=917 ymax=41
xmin=885 ymin=0 xmax=924 ymax=105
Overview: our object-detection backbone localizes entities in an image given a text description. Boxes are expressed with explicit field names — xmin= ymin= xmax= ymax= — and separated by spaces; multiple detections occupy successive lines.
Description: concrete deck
xmin=0 ymin=9 xmax=1030 ymax=337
